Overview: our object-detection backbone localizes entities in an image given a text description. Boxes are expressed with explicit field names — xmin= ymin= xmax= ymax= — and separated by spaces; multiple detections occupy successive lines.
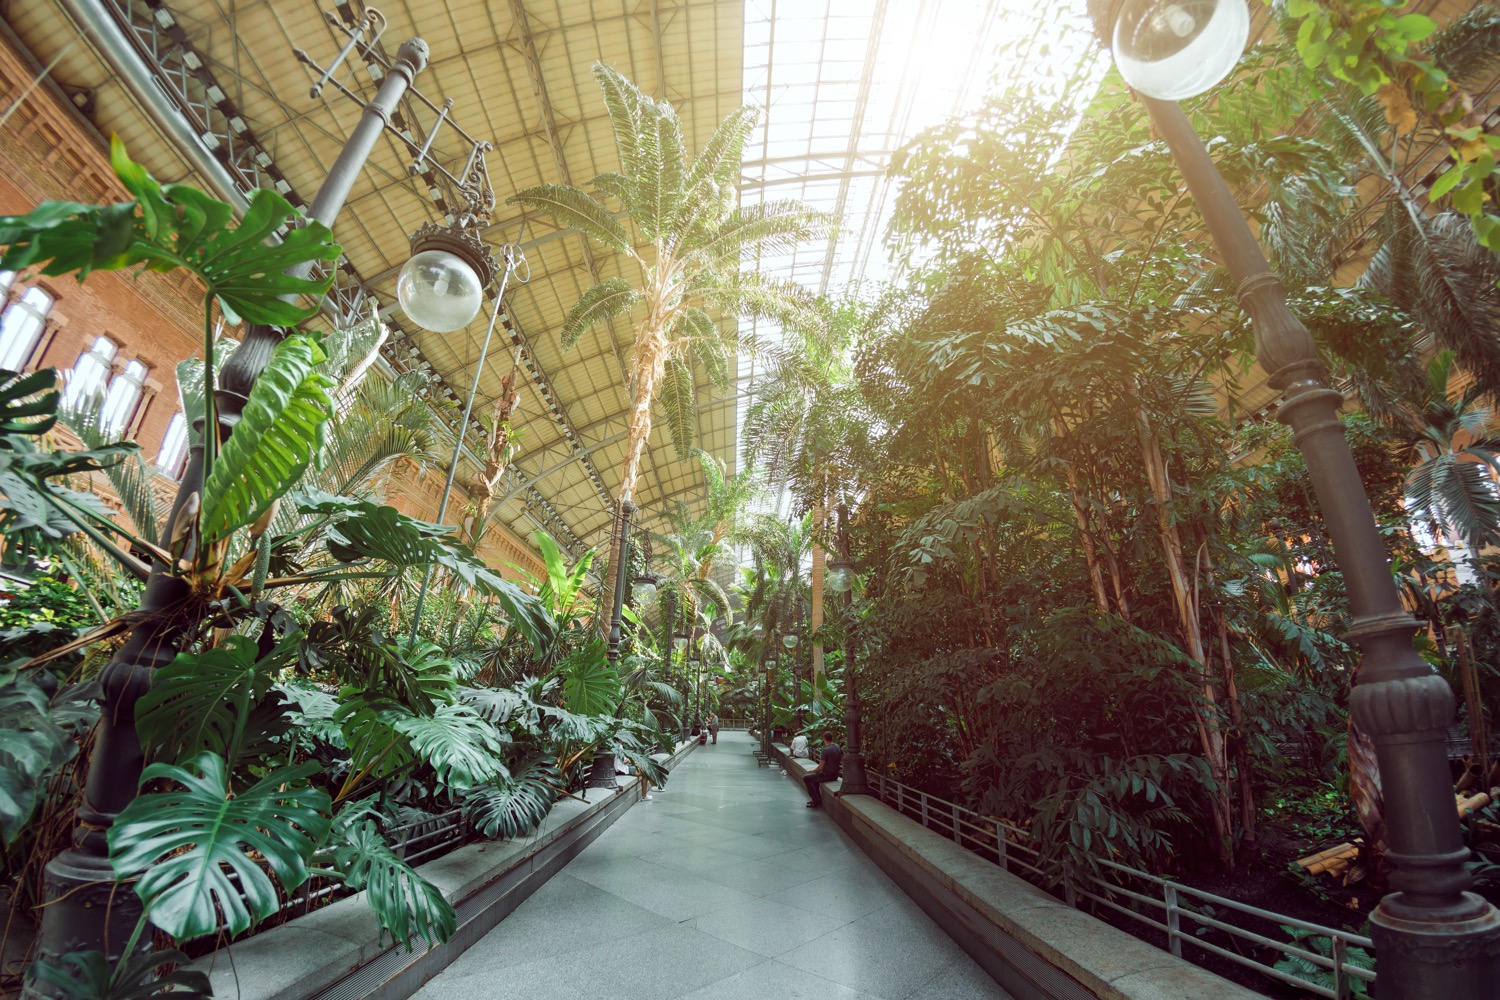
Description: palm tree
xmin=743 ymin=299 xmax=871 ymax=694
xmin=1401 ymin=350 xmax=1500 ymax=552
xmin=509 ymin=64 xmax=830 ymax=606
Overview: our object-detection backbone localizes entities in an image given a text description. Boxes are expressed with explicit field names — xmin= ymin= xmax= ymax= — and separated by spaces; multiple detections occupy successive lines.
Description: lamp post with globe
xmin=1089 ymin=0 xmax=1499 ymax=992
xmin=782 ymin=631 xmax=801 ymax=733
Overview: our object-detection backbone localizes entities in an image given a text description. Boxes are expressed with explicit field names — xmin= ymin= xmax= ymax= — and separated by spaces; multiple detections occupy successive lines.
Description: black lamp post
xmin=783 ymin=630 xmax=802 ymax=733
xmin=1090 ymin=0 xmax=1500 ymax=993
xmin=755 ymin=622 xmax=772 ymax=757
xmin=26 ymin=37 xmax=432 ymax=995
xmin=673 ymin=629 xmax=692 ymax=738
xmin=827 ymin=505 xmax=872 ymax=795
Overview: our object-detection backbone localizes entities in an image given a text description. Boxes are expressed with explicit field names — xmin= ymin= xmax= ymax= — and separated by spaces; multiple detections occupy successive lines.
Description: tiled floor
xmin=413 ymin=731 xmax=1011 ymax=1000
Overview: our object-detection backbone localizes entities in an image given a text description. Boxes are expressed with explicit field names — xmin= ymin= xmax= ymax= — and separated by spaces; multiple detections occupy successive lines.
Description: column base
xmin=24 ymin=849 xmax=144 ymax=999
xmin=836 ymin=751 xmax=875 ymax=796
xmin=1369 ymin=891 xmax=1500 ymax=999
xmin=584 ymin=749 xmax=620 ymax=791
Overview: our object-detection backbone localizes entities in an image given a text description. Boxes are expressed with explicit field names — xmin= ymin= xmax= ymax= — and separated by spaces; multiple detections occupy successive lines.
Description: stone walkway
xmin=413 ymin=731 xmax=1010 ymax=1000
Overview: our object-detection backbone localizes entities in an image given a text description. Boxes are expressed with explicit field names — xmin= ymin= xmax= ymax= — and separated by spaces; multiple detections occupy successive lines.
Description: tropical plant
xmin=509 ymin=63 xmax=830 ymax=601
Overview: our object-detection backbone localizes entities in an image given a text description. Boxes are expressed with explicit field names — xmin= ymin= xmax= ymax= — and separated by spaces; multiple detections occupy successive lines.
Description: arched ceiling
xmin=8 ymin=0 xmax=1100 ymax=554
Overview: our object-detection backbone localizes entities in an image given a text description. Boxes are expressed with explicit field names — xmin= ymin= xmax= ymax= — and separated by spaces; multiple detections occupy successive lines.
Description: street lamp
xmin=1089 ymin=0 xmax=1500 ymax=992
xmin=782 ymin=633 xmax=799 ymax=650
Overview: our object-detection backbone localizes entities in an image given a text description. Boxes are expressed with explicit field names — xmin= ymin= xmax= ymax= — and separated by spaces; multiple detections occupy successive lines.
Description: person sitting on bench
xmin=804 ymin=730 xmax=842 ymax=809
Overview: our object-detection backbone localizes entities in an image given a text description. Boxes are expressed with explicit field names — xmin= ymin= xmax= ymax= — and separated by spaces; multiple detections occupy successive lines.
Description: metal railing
xmin=868 ymin=771 xmax=1375 ymax=999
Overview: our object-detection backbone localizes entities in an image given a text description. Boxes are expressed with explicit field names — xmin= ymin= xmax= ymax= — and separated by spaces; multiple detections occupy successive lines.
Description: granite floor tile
xmin=411 ymin=733 xmax=1009 ymax=1000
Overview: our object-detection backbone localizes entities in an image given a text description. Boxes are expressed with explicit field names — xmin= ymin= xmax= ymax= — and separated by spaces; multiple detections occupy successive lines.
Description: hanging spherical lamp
xmin=397 ymin=218 xmax=497 ymax=333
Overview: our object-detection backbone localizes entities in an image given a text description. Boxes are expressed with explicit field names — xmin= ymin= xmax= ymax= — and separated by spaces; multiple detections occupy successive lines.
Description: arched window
xmin=0 ymin=281 xmax=54 ymax=371
xmin=157 ymin=411 xmax=190 ymax=477
xmin=100 ymin=359 xmax=148 ymax=435
xmin=62 ymin=336 xmax=117 ymax=409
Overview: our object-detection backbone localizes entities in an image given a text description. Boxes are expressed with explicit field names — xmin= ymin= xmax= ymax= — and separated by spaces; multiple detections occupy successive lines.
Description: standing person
xmin=708 ymin=712 xmax=720 ymax=745
xmin=803 ymin=730 xmax=842 ymax=808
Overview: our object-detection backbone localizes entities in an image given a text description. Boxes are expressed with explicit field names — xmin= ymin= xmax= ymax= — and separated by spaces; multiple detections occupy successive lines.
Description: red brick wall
xmin=0 ymin=33 xmax=544 ymax=580
xmin=0 ymin=35 xmax=206 ymax=466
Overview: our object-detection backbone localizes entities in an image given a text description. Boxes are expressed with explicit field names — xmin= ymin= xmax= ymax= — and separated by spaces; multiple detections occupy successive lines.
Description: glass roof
xmin=734 ymin=0 xmax=1101 ymax=519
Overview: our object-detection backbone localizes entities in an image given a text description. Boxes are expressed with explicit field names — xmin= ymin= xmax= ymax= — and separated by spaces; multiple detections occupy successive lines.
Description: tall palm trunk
xmin=602 ymin=327 xmax=665 ymax=620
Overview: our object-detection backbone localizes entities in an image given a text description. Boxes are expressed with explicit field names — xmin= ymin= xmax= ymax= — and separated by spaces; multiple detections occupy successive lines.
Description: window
xmin=0 ymin=281 xmax=54 ymax=371
xmin=99 ymin=359 xmax=148 ymax=436
xmin=62 ymin=336 xmax=117 ymax=409
xmin=157 ymin=412 xmax=190 ymax=477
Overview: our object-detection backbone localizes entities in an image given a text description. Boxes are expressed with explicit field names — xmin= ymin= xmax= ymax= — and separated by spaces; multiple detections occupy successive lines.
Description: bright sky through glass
xmin=732 ymin=0 xmax=1100 ymax=510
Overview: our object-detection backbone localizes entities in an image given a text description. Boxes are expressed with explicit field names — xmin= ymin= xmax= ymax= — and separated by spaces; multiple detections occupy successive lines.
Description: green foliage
xmin=393 ymin=704 xmax=508 ymax=790
xmin=1273 ymin=926 xmax=1373 ymax=999
xmin=200 ymin=334 xmax=335 ymax=543
xmin=0 ymin=670 xmax=77 ymax=848
xmin=29 ymin=949 xmax=211 ymax=1000
xmin=109 ymin=752 xmax=331 ymax=940
xmin=463 ymin=757 xmax=561 ymax=839
xmin=322 ymin=817 xmax=455 ymax=948
xmin=135 ymin=634 xmax=290 ymax=768
xmin=0 ymin=138 xmax=337 ymax=325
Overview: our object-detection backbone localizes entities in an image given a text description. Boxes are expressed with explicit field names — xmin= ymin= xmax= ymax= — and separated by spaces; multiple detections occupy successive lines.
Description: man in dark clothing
xmin=804 ymin=730 xmax=842 ymax=808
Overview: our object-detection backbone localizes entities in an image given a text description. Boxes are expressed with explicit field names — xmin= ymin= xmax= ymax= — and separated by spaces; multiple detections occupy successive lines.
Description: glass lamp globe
xmin=674 ymin=636 xmax=689 ymax=652
xmin=1112 ymin=0 xmax=1249 ymax=101
xmin=632 ymin=580 xmax=657 ymax=605
xmin=782 ymin=634 xmax=799 ymax=649
xmin=826 ymin=564 xmax=855 ymax=593
xmin=397 ymin=249 xmax=484 ymax=333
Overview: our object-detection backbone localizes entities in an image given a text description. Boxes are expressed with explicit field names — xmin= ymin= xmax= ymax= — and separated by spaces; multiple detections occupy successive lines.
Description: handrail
xmin=866 ymin=769 xmax=1373 ymax=999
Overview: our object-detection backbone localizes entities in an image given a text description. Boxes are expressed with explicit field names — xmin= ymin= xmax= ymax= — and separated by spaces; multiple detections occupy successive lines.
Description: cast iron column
xmin=1145 ymin=97 xmax=1500 ymax=996
xmin=25 ymin=40 xmax=429 ymax=997
xmin=587 ymin=499 xmax=634 ymax=789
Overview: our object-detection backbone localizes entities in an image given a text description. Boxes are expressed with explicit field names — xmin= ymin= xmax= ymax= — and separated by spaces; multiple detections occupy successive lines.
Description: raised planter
xmin=189 ymin=739 xmax=697 ymax=1000
xmin=770 ymin=744 xmax=1262 ymax=1000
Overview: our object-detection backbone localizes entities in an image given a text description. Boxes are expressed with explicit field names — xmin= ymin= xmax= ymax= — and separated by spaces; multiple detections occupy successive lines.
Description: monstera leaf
xmin=463 ymin=757 xmax=560 ymax=840
xmin=393 ymin=704 xmax=508 ymax=790
xmin=135 ymin=634 xmax=282 ymax=766
xmin=321 ymin=817 xmax=456 ymax=949
xmin=108 ymin=753 xmax=331 ymax=940
xmin=0 ymin=673 xmax=77 ymax=847
xmin=199 ymin=335 xmax=335 ymax=544
xmin=0 ymin=139 xmax=338 ymax=326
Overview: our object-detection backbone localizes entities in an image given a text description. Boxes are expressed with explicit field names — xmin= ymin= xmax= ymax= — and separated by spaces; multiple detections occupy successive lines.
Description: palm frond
xmin=508 ymin=183 xmax=634 ymax=257
xmin=659 ymin=357 xmax=696 ymax=459
xmin=593 ymin=63 xmax=645 ymax=177
xmin=684 ymin=200 xmax=833 ymax=267
xmin=561 ymin=278 xmax=640 ymax=349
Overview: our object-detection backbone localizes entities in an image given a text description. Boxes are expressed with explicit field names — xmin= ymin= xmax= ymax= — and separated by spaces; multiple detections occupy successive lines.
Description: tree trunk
xmin=1134 ymin=403 xmax=1235 ymax=866
xmin=1063 ymin=462 xmax=1111 ymax=615
xmin=601 ymin=330 xmax=662 ymax=625
xmin=810 ymin=503 xmax=825 ymax=708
